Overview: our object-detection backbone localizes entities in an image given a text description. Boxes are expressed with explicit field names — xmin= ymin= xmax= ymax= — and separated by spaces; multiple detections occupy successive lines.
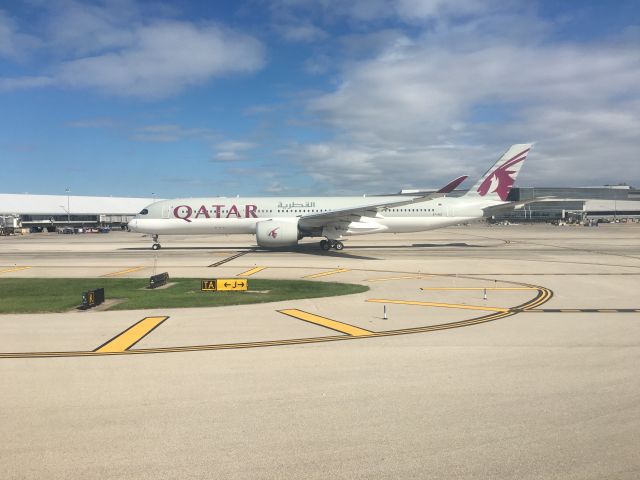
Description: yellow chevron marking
xmin=279 ymin=309 xmax=372 ymax=336
xmin=0 ymin=266 xmax=32 ymax=274
xmin=304 ymin=268 xmax=349 ymax=279
xmin=237 ymin=266 xmax=266 ymax=277
xmin=95 ymin=317 xmax=168 ymax=353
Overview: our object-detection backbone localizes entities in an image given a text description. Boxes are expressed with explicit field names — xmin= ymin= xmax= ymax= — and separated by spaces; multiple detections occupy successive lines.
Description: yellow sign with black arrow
xmin=201 ymin=279 xmax=248 ymax=292
xmin=216 ymin=279 xmax=248 ymax=291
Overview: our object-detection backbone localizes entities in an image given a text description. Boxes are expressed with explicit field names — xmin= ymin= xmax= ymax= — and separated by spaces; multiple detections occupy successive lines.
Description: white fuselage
xmin=128 ymin=195 xmax=503 ymax=238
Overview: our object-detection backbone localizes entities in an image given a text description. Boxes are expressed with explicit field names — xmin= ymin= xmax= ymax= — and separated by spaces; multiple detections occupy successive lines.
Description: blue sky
xmin=1 ymin=0 xmax=639 ymax=197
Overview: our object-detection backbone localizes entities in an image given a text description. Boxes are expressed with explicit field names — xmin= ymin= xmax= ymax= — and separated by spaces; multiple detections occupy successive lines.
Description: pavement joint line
xmin=303 ymin=268 xmax=349 ymax=279
xmin=237 ymin=266 xmax=266 ymax=277
xmin=94 ymin=316 xmax=169 ymax=353
xmin=367 ymin=299 xmax=510 ymax=312
xmin=101 ymin=266 xmax=146 ymax=277
xmin=0 ymin=266 xmax=32 ymax=274
xmin=278 ymin=309 xmax=372 ymax=336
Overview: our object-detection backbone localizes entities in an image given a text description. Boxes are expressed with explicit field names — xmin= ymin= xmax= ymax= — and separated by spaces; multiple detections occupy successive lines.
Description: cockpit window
xmin=139 ymin=209 xmax=149 ymax=215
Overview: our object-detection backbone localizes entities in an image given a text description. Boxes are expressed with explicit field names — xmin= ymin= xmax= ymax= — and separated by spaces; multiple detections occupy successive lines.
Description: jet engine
xmin=256 ymin=220 xmax=300 ymax=248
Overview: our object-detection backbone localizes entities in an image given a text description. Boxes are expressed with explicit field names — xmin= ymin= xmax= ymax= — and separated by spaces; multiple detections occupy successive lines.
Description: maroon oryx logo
xmin=477 ymin=148 xmax=529 ymax=201
xmin=268 ymin=227 xmax=280 ymax=238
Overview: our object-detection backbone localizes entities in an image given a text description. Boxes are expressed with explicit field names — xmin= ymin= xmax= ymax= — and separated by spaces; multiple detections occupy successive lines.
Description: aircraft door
xmin=162 ymin=207 xmax=171 ymax=219
xmin=446 ymin=203 xmax=455 ymax=217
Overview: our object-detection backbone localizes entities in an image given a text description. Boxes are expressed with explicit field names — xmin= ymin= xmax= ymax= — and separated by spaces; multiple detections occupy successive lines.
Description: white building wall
xmin=0 ymin=194 xmax=160 ymax=215
xmin=584 ymin=199 xmax=640 ymax=212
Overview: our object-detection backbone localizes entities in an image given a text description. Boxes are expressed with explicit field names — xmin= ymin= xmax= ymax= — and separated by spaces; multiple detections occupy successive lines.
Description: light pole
xmin=65 ymin=187 xmax=70 ymax=225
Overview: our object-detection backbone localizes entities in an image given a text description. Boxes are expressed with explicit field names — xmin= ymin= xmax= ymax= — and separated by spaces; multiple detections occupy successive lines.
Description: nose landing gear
xmin=151 ymin=234 xmax=161 ymax=250
xmin=319 ymin=239 xmax=344 ymax=251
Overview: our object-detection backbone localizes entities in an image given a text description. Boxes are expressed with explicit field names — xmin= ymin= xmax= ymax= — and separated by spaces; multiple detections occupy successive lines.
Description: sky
xmin=1 ymin=0 xmax=639 ymax=198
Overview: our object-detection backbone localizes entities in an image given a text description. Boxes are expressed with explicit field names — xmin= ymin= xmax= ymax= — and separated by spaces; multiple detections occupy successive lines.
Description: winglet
xmin=436 ymin=175 xmax=468 ymax=194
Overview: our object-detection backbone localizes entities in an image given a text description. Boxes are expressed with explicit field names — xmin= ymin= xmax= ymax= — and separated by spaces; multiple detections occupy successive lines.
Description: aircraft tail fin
xmin=466 ymin=144 xmax=532 ymax=201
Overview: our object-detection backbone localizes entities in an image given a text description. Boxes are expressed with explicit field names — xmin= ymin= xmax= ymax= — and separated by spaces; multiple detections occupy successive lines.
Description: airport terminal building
xmin=1 ymin=186 xmax=639 ymax=233
xmin=499 ymin=185 xmax=640 ymax=222
xmin=0 ymin=193 xmax=156 ymax=233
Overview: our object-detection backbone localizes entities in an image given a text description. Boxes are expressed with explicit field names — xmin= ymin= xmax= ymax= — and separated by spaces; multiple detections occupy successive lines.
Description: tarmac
xmin=1 ymin=223 xmax=639 ymax=479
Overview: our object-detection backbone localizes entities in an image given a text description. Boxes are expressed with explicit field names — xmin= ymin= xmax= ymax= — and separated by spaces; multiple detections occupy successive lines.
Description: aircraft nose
xmin=128 ymin=219 xmax=138 ymax=231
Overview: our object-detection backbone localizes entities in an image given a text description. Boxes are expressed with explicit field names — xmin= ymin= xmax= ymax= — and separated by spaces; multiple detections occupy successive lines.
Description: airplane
xmin=128 ymin=144 xmax=532 ymax=250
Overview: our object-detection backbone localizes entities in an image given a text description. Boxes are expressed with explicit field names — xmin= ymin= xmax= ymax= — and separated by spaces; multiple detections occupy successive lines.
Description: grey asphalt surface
xmin=1 ymin=224 xmax=639 ymax=479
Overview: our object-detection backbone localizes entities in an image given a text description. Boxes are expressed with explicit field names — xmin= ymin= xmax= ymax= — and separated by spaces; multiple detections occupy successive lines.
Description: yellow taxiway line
xmin=237 ymin=266 xmax=266 ymax=277
xmin=367 ymin=299 xmax=510 ymax=312
xmin=94 ymin=316 xmax=169 ymax=353
xmin=279 ymin=309 xmax=372 ymax=336
xmin=0 ymin=266 xmax=32 ymax=274
xmin=304 ymin=268 xmax=349 ymax=279
xmin=420 ymin=287 xmax=537 ymax=291
xmin=101 ymin=266 xmax=146 ymax=277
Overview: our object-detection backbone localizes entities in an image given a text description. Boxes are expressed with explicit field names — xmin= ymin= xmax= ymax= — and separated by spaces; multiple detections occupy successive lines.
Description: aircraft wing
xmin=299 ymin=176 xmax=466 ymax=226
xmin=298 ymin=197 xmax=420 ymax=226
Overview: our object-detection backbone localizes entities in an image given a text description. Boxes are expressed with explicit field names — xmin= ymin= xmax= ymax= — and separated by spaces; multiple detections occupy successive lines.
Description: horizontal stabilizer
xmin=482 ymin=196 xmax=556 ymax=216
xmin=437 ymin=175 xmax=468 ymax=193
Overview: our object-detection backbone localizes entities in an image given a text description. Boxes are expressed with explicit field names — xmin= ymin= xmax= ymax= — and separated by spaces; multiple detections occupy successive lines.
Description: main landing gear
xmin=151 ymin=234 xmax=161 ymax=250
xmin=320 ymin=239 xmax=344 ymax=251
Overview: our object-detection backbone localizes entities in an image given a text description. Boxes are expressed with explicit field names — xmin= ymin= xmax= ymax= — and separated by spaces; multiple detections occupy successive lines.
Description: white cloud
xmin=43 ymin=0 xmax=138 ymax=56
xmin=0 ymin=10 xmax=41 ymax=59
xmin=66 ymin=117 xmax=120 ymax=128
xmin=0 ymin=76 xmax=54 ymax=91
xmin=268 ymin=0 xmax=512 ymax=24
xmin=55 ymin=21 xmax=265 ymax=98
xmin=215 ymin=141 xmax=256 ymax=151
xmin=286 ymin=13 xmax=640 ymax=191
xmin=212 ymin=140 xmax=257 ymax=162
xmin=131 ymin=124 xmax=216 ymax=142
xmin=214 ymin=151 xmax=242 ymax=162
xmin=0 ymin=2 xmax=265 ymax=98
xmin=394 ymin=0 xmax=507 ymax=22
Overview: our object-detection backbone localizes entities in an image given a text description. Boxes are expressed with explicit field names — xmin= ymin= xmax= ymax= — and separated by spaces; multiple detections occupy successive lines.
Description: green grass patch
xmin=0 ymin=278 xmax=369 ymax=313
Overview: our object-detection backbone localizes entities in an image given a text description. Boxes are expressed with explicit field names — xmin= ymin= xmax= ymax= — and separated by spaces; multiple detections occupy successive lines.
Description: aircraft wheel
xmin=152 ymin=243 xmax=161 ymax=250
xmin=334 ymin=241 xmax=344 ymax=251
xmin=320 ymin=240 xmax=331 ymax=250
